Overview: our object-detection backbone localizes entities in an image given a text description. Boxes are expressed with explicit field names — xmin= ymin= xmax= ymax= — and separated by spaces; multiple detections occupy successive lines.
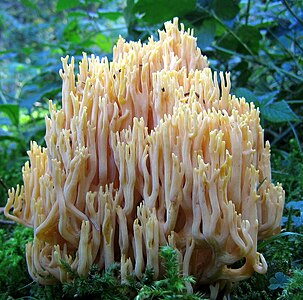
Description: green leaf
xmin=258 ymin=231 xmax=303 ymax=251
xmin=196 ymin=19 xmax=216 ymax=49
xmin=95 ymin=33 xmax=113 ymax=53
xmin=133 ymin=0 xmax=196 ymax=24
xmin=98 ymin=11 xmax=124 ymax=21
xmin=0 ymin=104 xmax=19 ymax=127
xmin=262 ymin=100 xmax=300 ymax=123
xmin=124 ymin=0 xmax=136 ymax=30
xmin=215 ymin=33 xmax=238 ymax=59
xmin=20 ymin=84 xmax=61 ymax=109
xmin=0 ymin=134 xmax=23 ymax=143
xmin=212 ymin=0 xmax=240 ymax=20
xmin=258 ymin=91 xmax=279 ymax=106
xmin=63 ymin=19 xmax=81 ymax=43
xmin=68 ymin=11 xmax=88 ymax=18
xmin=56 ymin=0 xmax=81 ymax=12
xmin=235 ymin=89 xmax=299 ymax=123
xmin=216 ymin=25 xmax=261 ymax=58
xmin=20 ymin=0 xmax=37 ymax=9
xmin=235 ymin=87 xmax=260 ymax=106
xmin=269 ymin=272 xmax=290 ymax=290
xmin=236 ymin=25 xmax=262 ymax=55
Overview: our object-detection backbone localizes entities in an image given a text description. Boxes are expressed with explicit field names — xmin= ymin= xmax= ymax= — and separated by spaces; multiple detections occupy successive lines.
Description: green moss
xmin=61 ymin=246 xmax=206 ymax=299
xmin=0 ymin=225 xmax=33 ymax=298
xmin=278 ymin=269 xmax=303 ymax=300
xmin=272 ymin=139 xmax=303 ymax=204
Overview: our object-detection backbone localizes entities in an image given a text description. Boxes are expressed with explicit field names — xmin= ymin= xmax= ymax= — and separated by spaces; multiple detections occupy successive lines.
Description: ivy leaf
xmin=0 ymin=104 xmax=19 ymax=127
xmin=262 ymin=100 xmax=300 ymax=123
xmin=269 ymin=272 xmax=289 ymax=290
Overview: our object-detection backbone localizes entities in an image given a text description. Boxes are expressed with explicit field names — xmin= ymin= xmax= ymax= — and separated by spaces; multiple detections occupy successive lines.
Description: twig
xmin=195 ymin=5 xmax=257 ymax=58
xmin=282 ymin=0 xmax=303 ymax=27
xmin=0 ymin=178 xmax=9 ymax=192
xmin=0 ymin=207 xmax=15 ymax=225
xmin=271 ymin=122 xmax=300 ymax=146
xmin=195 ymin=4 xmax=303 ymax=83
xmin=0 ymin=219 xmax=15 ymax=225
xmin=210 ymin=9 xmax=257 ymax=59
xmin=245 ymin=0 xmax=251 ymax=25
xmin=288 ymin=33 xmax=303 ymax=52
xmin=288 ymin=121 xmax=302 ymax=153
xmin=212 ymin=44 xmax=303 ymax=82
xmin=267 ymin=29 xmax=303 ymax=72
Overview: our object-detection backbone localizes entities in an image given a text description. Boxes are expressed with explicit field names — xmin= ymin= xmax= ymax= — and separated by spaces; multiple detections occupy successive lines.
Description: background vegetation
xmin=0 ymin=0 xmax=302 ymax=299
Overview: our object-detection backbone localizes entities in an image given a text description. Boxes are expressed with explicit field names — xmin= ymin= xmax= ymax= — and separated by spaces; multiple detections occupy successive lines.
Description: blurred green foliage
xmin=0 ymin=0 xmax=302 ymax=299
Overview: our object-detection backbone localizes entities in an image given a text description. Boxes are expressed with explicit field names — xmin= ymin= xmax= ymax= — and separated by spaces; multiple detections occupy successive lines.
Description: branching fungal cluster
xmin=5 ymin=18 xmax=284 ymax=297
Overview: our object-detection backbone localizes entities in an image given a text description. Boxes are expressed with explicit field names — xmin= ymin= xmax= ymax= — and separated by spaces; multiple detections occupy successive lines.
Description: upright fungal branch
xmin=5 ymin=18 xmax=284 ymax=296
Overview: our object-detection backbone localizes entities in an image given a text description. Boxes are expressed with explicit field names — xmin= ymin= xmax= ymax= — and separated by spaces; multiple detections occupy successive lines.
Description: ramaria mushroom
xmin=4 ymin=18 xmax=284 ymax=297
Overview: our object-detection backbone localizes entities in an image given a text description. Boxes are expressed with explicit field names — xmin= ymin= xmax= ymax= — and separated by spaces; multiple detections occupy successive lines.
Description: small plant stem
xmin=282 ymin=0 xmax=303 ymax=27
xmin=210 ymin=10 xmax=257 ymax=58
xmin=288 ymin=121 xmax=302 ymax=153
xmin=245 ymin=0 xmax=251 ymax=25
xmin=0 ymin=219 xmax=15 ymax=225
xmin=270 ymin=122 xmax=300 ymax=147
xmin=0 ymin=178 xmax=9 ymax=192
xmin=196 ymin=5 xmax=257 ymax=58
xmin=286 ymin=100 xmax=303 ymax=104
xmin=212 ymin=44 xmax=303 ymax=82
xmin=267 ymin=29 xmax=303 ymax=72
xmin=0 ymin=89 xmax=7 ymax=103
xmin=288 ymin=33 xmax=303 ymax=52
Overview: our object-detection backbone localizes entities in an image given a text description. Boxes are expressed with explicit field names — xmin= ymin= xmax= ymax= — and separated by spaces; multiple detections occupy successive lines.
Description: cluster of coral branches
xmin=5 ymin=18 xmax=284 ymax=294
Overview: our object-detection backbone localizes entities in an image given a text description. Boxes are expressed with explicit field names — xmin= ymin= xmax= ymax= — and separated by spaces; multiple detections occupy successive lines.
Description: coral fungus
xmin=5 ymin=18 xmax=284 ymax=296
